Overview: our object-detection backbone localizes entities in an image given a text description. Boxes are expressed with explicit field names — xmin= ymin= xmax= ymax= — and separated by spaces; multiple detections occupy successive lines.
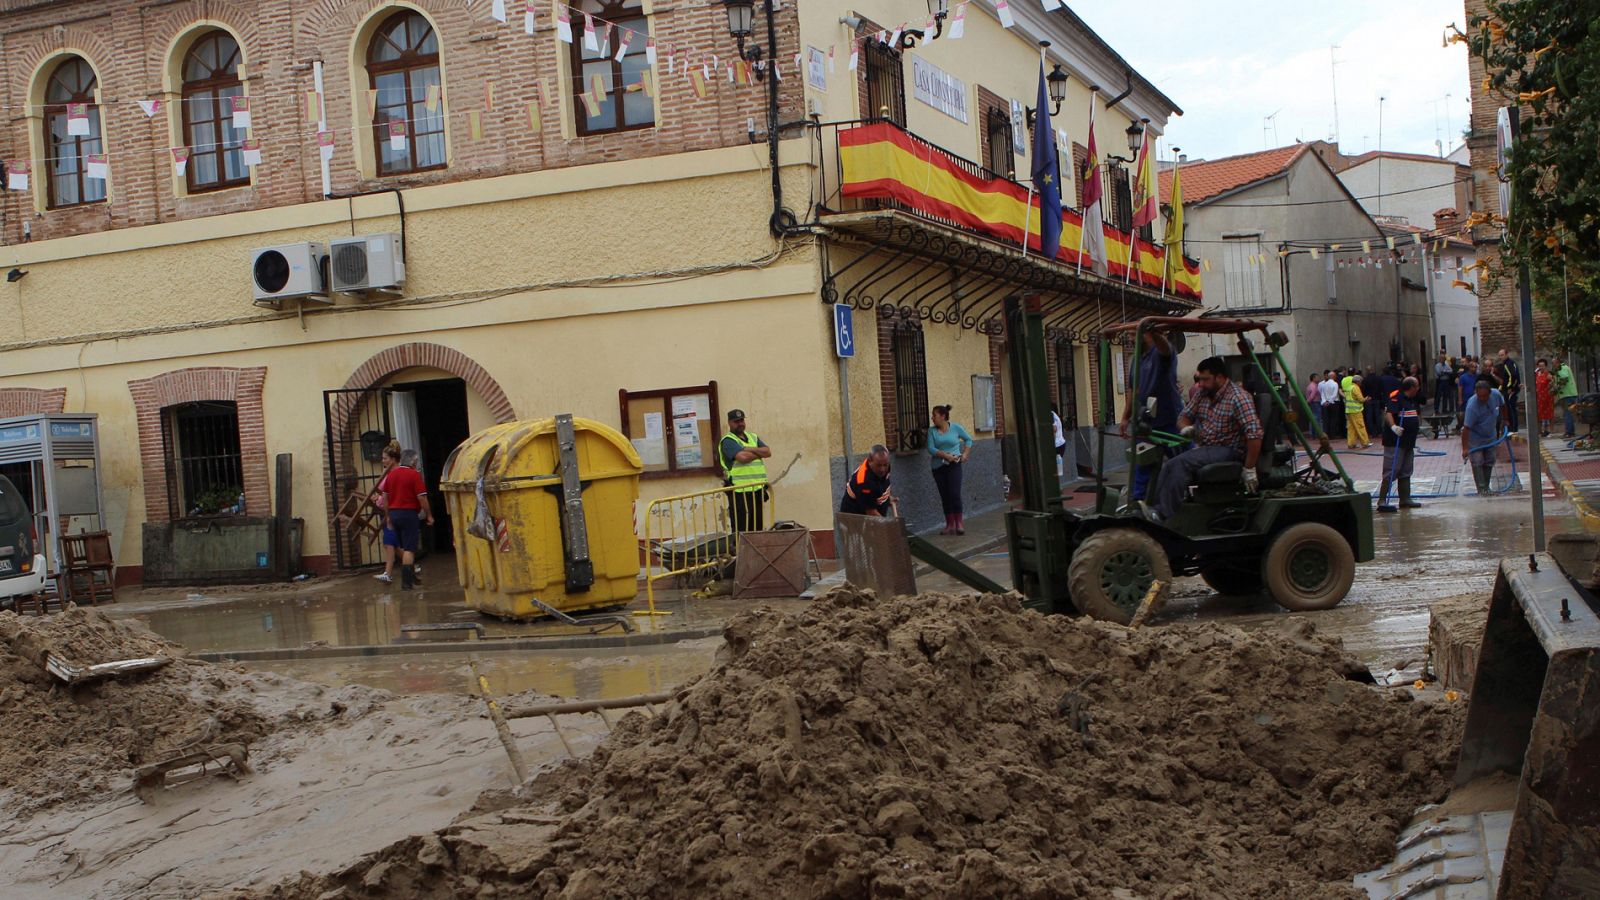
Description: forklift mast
xmin=1002 ymin=294 xmax=1079 ymax=614
xmin=1005 ymin=293 xmax=1066 ymax=514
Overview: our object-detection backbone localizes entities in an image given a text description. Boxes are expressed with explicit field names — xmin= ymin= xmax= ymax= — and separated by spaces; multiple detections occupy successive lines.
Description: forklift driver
xmin=1150 ymin=357 xmax=1264 ymax=520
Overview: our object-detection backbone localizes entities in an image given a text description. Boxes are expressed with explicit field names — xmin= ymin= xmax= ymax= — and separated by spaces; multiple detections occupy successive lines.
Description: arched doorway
xmin=324 ymin=343 xmax=514 ymax=570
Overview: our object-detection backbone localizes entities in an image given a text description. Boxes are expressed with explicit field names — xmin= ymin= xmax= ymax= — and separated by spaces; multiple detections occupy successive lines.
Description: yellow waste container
xmin=441 ymin=414 xmax=642 ymax=618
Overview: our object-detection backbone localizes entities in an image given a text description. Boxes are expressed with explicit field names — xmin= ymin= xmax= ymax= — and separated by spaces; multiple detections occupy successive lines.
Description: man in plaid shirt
xmin=1151 ymin=356 xmax=1264 ymax=519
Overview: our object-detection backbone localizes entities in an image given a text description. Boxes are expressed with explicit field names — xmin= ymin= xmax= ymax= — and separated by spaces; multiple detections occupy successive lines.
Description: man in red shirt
xmin=378 ymin=443 xmax=434 ymax=590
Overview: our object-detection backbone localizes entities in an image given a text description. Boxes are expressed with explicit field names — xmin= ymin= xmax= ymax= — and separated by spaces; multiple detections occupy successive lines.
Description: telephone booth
xmin=0 ymin=414 xmax=107 ymax=579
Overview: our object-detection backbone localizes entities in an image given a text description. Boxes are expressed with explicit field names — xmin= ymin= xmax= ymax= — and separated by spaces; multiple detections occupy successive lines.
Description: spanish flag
xmin=836 ymin=123 xmax=1202 ymax=300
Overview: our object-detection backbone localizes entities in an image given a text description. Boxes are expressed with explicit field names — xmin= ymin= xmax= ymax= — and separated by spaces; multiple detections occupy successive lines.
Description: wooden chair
xmin=334 ymin=492 xmax=385 ymax=547
xmin=59 ymin=531 xmax=115 ymax=606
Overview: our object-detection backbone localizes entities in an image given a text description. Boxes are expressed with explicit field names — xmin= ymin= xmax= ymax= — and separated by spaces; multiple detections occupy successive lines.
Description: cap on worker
xmin=727 ymin=409 xmax=746 ymax=421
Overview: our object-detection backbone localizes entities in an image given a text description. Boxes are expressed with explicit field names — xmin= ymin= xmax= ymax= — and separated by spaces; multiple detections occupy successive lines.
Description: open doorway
xmin=387 ymin=377 xmax=470 ymax=554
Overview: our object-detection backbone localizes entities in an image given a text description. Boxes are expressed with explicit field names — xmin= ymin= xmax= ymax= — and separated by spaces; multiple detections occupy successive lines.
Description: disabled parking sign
xmin=833 ymin=303 xmax=854 ymax=358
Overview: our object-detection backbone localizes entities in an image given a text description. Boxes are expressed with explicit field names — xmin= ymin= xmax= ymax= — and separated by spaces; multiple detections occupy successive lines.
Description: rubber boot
xmin=1376 ymin=478 xmax=1397 ymax=513
xmin=400 ymin=564 xmax=415 ymax=591
xmin=1400 ymin=478 xmax=1422 ymax=508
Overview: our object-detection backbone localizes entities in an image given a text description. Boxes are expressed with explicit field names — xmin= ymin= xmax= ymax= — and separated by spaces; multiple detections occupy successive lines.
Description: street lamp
xmin=1025 ymin=43 xmax=1070 ymax=118
xmin=1126 ymin=118 xmax=1147 ymax=154
xmin=723 ymin=0 xmax=765 ymax=76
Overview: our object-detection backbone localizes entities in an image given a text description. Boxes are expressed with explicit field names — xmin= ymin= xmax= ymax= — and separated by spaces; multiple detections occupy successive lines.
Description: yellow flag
xmin=1161 ymin=162 xmax=1184 ymax=289
xmin=690 ymin=69 xmax=707 ymax=98
xmin=469 ymin=109 xmax=483 ymax=140
xmin=527 ymin=99 xmax=541 ymax=130
xmin=484 ymin=80 xmax=496 ymax=111
xmin=365 ymin=89 xmax=379 ymax=118
xmin=306 ymin=91 xmax=321 ymax=124
xmin=425 ymin=84 xmax=441 ymax=112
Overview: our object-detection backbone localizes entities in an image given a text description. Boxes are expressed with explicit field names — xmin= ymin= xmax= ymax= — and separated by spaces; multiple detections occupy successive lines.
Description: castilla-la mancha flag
xmin=1078 ymin=102 xmax=1108 ymax=276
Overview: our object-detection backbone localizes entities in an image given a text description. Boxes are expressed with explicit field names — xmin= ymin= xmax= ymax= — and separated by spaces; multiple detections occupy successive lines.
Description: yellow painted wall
xmin=0 ymin=141 xmax=838 ymax=570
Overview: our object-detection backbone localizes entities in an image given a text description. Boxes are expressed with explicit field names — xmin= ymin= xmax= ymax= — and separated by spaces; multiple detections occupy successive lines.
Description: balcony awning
xmin=821 ymin=210 xmax=1196 ymax=338
xmin=833 ymin=122 xmax=1202 ymax=301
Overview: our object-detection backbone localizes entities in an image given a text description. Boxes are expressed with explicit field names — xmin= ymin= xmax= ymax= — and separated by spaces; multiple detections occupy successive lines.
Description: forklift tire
xmin=1068 ymin=528 xmax=1172 ymax=625
xmin=1262 ymin=522 xmax=1355 ymax=611
xmin=1200 ymin=564 xmax=1263 ymax=597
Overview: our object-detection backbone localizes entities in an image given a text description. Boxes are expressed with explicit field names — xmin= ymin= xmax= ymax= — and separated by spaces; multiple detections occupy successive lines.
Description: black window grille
xmin=985 ymin=106 xmax=1015 ymax=178
xmin=162 ymin=401 xmax=244 ymax=518
xmin=863 ymin=40 xmax=906 ymax=126
xmin=889 ymin=319 xmax=929 ymax=451
xmin=1107 ymin=166 xmax=1133 ymax=232
xmin=1054 ymin=339 xmax=1078 ymax=431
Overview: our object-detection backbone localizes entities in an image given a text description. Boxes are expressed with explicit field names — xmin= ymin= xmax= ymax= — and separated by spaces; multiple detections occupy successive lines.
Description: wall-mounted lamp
xmin=6 ymin=268 xmax=26 ymax=283
xmin=1026 ymin=53 xmax=1071 ymax=119
xmin=724 ymin=0 xmax=767 ymax=79
xmin=900 ymin=0 xmax=948 ymax=47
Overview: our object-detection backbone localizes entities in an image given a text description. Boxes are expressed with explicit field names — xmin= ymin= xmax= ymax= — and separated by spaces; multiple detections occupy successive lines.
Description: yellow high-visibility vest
xmin=720 ymin=431 xmax=767 ymax=493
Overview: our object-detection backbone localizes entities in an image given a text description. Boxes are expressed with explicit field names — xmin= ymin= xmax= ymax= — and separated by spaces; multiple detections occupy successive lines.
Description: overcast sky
xmin=1067 ymin=0 xmax=1473 ymax=162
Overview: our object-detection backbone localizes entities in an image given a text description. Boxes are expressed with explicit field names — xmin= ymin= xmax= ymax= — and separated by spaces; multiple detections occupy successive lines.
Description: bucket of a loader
xmin=1446 ymin=554 xmax=1598 ymax=895
xmin=1356 ymin=554 xmax=1598 ymax=897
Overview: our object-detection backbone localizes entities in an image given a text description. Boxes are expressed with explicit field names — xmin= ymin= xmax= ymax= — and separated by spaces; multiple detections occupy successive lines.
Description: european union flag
xmin=1030 ymin=64 xmax=1063 ymax=259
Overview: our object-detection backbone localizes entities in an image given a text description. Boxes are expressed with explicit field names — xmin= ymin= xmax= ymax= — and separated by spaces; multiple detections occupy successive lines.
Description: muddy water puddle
xmin=250 ymin=639 xmax=726 ymax=698
xmin=113 ymin=574 xmax=805 ymax=697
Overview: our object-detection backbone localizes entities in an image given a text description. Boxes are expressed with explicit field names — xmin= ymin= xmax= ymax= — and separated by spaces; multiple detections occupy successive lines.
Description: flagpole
xmin=1161 ymin=145 xmax=1173 ymax=301
xmin=1021 ymin=43 xmax=1050 ymax=260
xmin=1075 ymin=93 xmax=1096 ymax=278
xmin=1123 ymin=124 xmax=1138 ymax=286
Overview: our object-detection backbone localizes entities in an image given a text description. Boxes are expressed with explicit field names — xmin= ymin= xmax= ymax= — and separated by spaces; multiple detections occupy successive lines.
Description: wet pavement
xmin=922 ymin=486 xmax=1582 ymax=681
xmin=110 ymin=435 xmax=1583 ymax=699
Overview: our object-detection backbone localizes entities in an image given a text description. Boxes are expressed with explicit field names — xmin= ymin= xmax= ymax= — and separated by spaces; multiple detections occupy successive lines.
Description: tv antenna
xmin=1263 ymin=109 xmax=1282 ymax=148
xmin=1330 ymin=45 xmax=1343 ymax=145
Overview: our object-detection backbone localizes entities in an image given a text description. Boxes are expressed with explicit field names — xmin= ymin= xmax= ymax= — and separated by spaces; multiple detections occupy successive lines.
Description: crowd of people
xmin=1303 ymin=349 xmax=1578 ymax=448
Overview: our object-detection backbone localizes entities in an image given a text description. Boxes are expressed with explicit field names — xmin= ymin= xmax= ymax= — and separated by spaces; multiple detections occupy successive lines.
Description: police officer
xmin=718 ymin=409 xmax=771 ymax=538
xmin=1376 ymin=376 xmax=1423 ymax=513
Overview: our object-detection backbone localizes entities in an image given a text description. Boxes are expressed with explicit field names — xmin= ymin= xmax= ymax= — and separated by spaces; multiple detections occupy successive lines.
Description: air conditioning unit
xmin=329 ymin=232 xmax=405 ymax=294
xmin=251 ymin=242 xmax=328 ymax=307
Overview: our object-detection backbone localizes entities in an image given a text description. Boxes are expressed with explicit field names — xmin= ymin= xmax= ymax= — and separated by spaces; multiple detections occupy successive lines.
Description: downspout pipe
xmin=1102 ymin=68 xmax=1136 ymax=113
xmin=764 ymin=0 xmax=798 ymax=236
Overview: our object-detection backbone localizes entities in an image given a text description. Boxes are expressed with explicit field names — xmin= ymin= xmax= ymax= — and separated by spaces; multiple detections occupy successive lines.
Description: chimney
xmin=1433 ymin=208 xmax=1460 ymax=234
xmin=1178 ymin=153 xmax=1188 ymax=163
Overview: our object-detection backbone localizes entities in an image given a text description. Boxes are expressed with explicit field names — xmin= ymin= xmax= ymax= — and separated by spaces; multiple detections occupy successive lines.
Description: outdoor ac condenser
xmin=329 ymin=233 xmax=405 ymax=294
xmin=251 ymin=242 xmax=329 ymax=307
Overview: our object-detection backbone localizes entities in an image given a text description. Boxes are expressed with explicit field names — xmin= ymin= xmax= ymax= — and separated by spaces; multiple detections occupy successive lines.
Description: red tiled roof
xmin=1160 ymin=145 xmax=1307 ymax=205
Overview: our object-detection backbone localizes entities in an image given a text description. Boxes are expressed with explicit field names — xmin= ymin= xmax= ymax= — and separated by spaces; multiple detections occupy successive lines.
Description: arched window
xmin=43 ymin=57 xmax=105 ymax=208
xmin=366 ymin=11 xmax=445 ymax=176
xmin=569 ymin=0 xmax=653 ymax=135
xmin=181 ymin=31 xmax=247 ymax=192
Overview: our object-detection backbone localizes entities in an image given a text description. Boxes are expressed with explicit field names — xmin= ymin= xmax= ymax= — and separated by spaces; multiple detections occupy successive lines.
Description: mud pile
xmin=0 ymin=607 xmax=350 ymax=813
xmin=260 ymin=590 xmax=1462 ymax=899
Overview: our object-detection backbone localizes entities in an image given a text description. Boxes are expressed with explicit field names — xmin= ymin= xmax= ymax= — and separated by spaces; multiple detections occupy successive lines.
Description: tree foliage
xmin=1468 ymin=1 xmax=1599 ymax=352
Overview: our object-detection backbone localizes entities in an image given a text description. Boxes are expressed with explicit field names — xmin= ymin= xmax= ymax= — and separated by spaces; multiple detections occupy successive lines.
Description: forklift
xmin=917 ymin=293 xmax=1374 ymax=623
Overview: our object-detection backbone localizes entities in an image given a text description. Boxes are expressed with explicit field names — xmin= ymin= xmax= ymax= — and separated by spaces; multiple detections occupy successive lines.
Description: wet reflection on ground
xmin=250 ymin=638 xmax=726 ymax=699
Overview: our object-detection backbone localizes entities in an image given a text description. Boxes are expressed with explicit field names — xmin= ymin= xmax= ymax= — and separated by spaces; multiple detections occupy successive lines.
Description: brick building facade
xmin=0 ymin=0 xmax=799 ymax=244
xmin=1462 ymin=0 xmax=1554 ymax=357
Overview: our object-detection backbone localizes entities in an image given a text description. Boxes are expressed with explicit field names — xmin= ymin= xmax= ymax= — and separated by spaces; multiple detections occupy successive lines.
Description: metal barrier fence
xmin=638 ymin=484 xmax=776 ymax=615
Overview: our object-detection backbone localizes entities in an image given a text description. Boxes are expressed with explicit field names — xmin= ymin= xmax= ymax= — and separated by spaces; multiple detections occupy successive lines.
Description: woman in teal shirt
xmin=927 ymin=405 xmax=975 ymax=534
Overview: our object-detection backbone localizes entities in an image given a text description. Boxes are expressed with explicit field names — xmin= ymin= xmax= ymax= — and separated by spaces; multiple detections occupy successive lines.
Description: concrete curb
xmin=196 ymin=625 xmax=727 ymax=663
xmin=1539 ymin=444 xmax=1600 ymax=529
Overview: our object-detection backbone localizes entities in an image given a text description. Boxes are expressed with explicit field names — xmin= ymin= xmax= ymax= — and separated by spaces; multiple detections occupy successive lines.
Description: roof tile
xmin=1160 ymin=145 xmax=1307 ymax=205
